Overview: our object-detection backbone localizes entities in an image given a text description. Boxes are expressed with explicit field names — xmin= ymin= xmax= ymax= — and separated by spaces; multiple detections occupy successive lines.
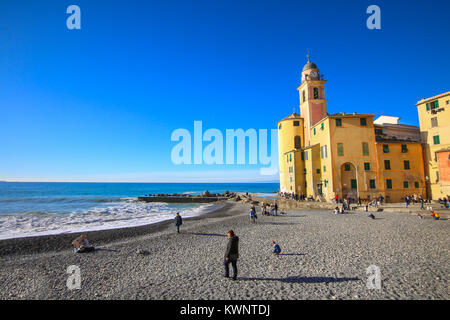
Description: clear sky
xmin=0 ymin=0 xmax=449 ymax=182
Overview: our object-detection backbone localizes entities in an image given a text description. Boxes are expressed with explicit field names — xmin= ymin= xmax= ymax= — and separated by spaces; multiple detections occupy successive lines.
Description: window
xmin=427 ymin=100 xmax=439 ymax=110
xmin=351 ymin=179 xmax=357 ymax=189
xmin=433 ymin=135 xmax=440 ymax=145
xmin=294 ymin=136 xmax=301 ymax=149
xmin=289 ymin=154 xmax=292 ymax=162
xmin=320 ymin=146 xmax=324 ymax=159
xmin=304 ymin=168 xmax=307 ymax=174
xmin=383 ymin=144 xmax=389 ymax=153
xmin=360 ymin=118 xmax=367 ymax=126
xmin=344 ymin=164 xmax=351 ymax=171
xmin=324 ymin=180 xmax=328 ymax=187
xmin=305 ymin=151 xmax=308 ymax=160
xmin=324 ymin=145 xmax=327 ymax=158
xmin=386 ymin=179 xmax=392 ymax=189
xmin=323 ymin=165 xmax=326 ymax=172
xmin=313 ymin=128 xmax=316 ymax=135
xmin=375 ymin=128 xmax=383 ymax=135
xmin=293 ymin=121 xmax=300 ymax=126
xmin=384 ymin=160 xmax=391 ymax=170
xmin=335 ymin=119 xmax=342 ymax=127
xmin=436 ymin=171 xmax=439 ymax=182
xmin=364 ymin=162 xmax=371 ymax=171
xmin=290 ymin=186 xmax=292 ymax=190
xmin=290 ymin=177 xmax=292 ymax=182
xmin=286 ymin=155 xmax=289 ymax=163
xmin=415 ymin=181 xmax=419 ymax=188
xmin=369 ymin=179 xmax=376 ymax=189
xmin=337 ymin=143 xmax=344 ymax=156
xmin=403 ymin=181 xmax=409 ymax=189
xmin=316 ymin=169 xmax=321 ymax=174
xmin=362 ymin=142 xmax=369 ymax=156
xmin=404 ymin=160 xmax=410 ymax=170
xmin=401 ymin=144 xmax=408 ymax=153
xmin=313 ymin=87 xmax=319 ymax=99
xmin=431 ymin=117 xmax=438 ymax=128
xmin=321 ymin=123 xmax=324 ymax=131
xmin=302 ymin=90 xmax=306 ymax=103
xmin=301 ymin=151 xmax=304 ymax=160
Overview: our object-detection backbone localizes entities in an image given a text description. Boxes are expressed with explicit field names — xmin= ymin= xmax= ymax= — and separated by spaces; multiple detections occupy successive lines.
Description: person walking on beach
xmin=224 ymin=229 xmax=239 ymax=280
xmin=249 ymin=206 xmax=257 ymax=223
xmin=175 ymin=212 xmax=183 ymax=233
xmin=274 ymin=202 xmax=278 ymax=216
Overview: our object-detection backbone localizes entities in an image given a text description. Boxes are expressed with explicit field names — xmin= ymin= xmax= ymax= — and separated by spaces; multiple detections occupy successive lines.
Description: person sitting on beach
xmin=333 ymin=207 xmax=339 ymax=215
xmin=430 ymin=211 xmax=440 ymax=220
xmin=175 ymin=212 xmax=183 ymax=233
xmin=72 ymin=235 xmax=95 ymax=253
xmin=368 ymin=213 xmax=375 ymax=219
xmin=418 ymin=213 xmax=423 ymax=220
xmin=272 ymin=241 xmax=281 ymax=256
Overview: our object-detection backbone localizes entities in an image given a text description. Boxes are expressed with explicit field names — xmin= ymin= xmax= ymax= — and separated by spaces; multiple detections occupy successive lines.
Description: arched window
xmin=294 ymin=136 xmax=301 ymax=149
xmin=313 ymin=87 xmax=319 ymax=99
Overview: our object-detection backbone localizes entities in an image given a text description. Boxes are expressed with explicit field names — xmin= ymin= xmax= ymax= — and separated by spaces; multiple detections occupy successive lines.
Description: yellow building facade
xmin=416 ymin=92 xmax=450 ymax=199
xmin=278 ymin=57 xmax=426 ymax=202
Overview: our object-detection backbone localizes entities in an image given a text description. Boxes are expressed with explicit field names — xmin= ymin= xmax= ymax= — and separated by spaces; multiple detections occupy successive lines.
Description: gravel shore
xmin=0 ymin=201 xmax=448 ymax=300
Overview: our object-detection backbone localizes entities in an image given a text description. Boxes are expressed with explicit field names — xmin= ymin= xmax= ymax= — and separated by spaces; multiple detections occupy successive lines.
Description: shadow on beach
xmin=188 ymin=232 xmax=227 ymax=237
xmin=238 ymin=276 xmax=360 ymax=284
xmin=259 ymin=222 xmax=301 ymax=225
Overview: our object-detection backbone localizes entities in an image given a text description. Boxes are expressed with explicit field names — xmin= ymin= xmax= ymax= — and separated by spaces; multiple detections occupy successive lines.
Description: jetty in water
xmin=138 ymin=191 xmax=232 ymax=203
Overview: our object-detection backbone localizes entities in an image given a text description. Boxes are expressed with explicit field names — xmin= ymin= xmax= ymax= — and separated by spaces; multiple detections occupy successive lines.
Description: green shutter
xmin=426 ymin=103 xmax=430 ymax=111
xmin=404 ymin=160 xmax=410 ymax=170
xmin=435 ymin=100 xmax=439 ymax=108
xmin=337 ymin=143 xmax=344 ymax=156
xmin=362 ymin=142 xmax=369 ymax=156
xmin=370 ymin=179 xmax=376 ymax=189
xmin=320 ymin=146 xmax=323 ymax=159
xmin=433 ymin=135 xmax=440 ymax=145
xmin=386 ymin=179 xmax=392 ymax=189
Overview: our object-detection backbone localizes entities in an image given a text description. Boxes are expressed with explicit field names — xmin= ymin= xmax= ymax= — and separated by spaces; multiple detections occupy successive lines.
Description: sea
xmin=0 ymin=182 xmax=278 ymax=240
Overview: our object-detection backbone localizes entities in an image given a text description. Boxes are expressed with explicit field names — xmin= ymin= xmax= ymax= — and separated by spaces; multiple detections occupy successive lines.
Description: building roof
xmin=328 ymin=112 xmax=375 ymax=118
xmin=416 ymin=91 xmax=450 ymax=106
xmin=278 ymin=112 xmax=302 ymax=123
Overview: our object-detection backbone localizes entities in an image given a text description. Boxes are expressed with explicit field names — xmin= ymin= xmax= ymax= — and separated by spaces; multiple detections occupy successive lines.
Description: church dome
xmin=302 ymin=61 xmax=318 ymax=71
xmin=302 ymin=53 xmax=318 ymax=71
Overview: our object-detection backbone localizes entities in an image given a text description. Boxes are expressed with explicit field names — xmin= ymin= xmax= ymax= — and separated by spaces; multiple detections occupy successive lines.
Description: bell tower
xmin=297 ymin=54 xmax=327 ymax=146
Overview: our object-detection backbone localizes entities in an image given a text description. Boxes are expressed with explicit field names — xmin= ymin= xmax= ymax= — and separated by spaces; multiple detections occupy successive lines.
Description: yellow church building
xmin=278 ymin=56 xmax=426 ymax=203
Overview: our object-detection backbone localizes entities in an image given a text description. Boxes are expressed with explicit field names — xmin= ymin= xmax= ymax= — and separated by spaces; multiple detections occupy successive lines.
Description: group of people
xmin=278 ymin=192 xmax=315 ymax=202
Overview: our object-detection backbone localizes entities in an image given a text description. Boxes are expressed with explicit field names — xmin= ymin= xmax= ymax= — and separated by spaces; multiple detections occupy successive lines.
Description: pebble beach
xmin=0 ymin=201 xmax=448 ymax=300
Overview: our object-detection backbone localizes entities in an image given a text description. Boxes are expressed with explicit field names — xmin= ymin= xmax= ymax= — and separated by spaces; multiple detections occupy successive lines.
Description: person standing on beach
xmin=249 ymin=206 xmax=257 ymax=223
xmin=274 ymin=202 xmax=278 ymax=216
xmin=224 ymin=230 xmax=239 ymax=280
xmin=175 ymin=212 xmax=183 ymax=233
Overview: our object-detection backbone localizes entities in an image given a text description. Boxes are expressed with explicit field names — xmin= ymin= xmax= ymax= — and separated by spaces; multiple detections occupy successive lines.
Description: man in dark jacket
xmin=224 ymin=229 xmax=239 ymax=280
xmin=175 ymin=212 xmax=182 ymax=233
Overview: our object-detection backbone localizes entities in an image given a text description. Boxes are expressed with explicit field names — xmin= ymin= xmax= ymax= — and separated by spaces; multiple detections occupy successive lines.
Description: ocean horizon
xmin=0 ymin=182 xmax=279 ymax=240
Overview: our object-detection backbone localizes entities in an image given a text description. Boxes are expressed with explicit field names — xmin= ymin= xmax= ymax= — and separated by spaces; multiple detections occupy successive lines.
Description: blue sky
xmin=0 ymin=0 xmax=449 ymax=182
